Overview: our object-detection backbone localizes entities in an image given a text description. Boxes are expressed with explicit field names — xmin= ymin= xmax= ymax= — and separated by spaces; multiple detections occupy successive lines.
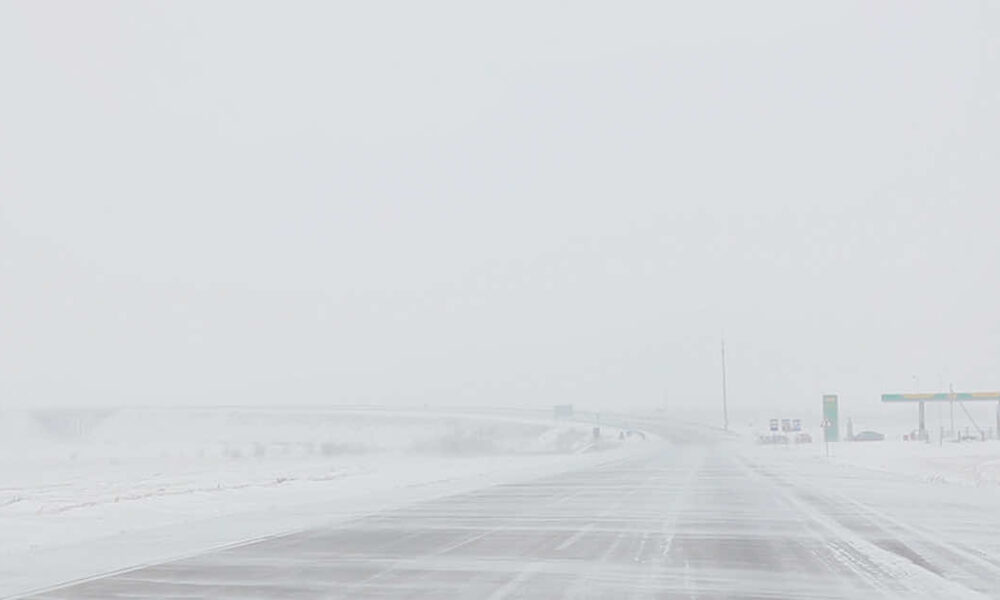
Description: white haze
xmin=1 ymin=1 xmax=999 ymax=419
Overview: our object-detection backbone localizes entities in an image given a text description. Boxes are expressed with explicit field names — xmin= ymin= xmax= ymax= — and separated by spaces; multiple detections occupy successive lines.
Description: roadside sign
xmin=822 ymin=395 xmax=839 ymax=442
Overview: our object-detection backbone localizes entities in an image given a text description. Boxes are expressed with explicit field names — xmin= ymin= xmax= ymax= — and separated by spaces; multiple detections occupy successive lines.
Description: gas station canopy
xmin=882 ymin=393 xmax=1000 ymax=402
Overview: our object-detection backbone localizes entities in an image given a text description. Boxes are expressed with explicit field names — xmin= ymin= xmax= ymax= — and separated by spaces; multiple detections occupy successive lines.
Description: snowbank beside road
xmin=7 ymin=406 xmax=601 ymax=460
xmin=828 ymin=439 xmax=1000 ymax=486
xmin=0 ymin=407 xmax=650 ymax=598
xmin=741 ymin=434 xmax=1000 ymax=487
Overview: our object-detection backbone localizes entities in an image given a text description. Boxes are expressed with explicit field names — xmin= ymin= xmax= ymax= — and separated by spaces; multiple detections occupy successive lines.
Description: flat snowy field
xmin=734 ymin=408 xmax=1000 ymax=487
xmin=744 ymin=433 xmax=1000 ymax=486
xmin=0 ymin=407 xmax=645 ymax=597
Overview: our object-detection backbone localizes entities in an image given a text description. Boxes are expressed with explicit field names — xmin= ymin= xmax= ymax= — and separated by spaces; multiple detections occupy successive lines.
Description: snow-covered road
xmin=21 ymin=430 xmax=1000 ymax=599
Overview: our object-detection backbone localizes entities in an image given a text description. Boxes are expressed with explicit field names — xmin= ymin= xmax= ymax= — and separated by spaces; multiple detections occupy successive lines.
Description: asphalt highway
xmin=25 ymin=439 xmax=1000 ymax=599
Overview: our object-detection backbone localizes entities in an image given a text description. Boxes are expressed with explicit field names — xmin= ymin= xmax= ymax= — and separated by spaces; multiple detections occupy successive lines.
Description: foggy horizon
xmin=3 ymin=2 xmax=998 ymax=417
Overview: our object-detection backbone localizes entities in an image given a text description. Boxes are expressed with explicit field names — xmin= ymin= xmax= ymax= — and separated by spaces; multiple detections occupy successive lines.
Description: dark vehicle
xmin=853 ymin=431 xmax=885 ymax=442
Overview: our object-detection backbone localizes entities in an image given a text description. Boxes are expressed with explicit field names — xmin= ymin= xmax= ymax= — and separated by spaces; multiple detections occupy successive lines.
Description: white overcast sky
xmin=1 ymin=2 xmax=998 ymax=417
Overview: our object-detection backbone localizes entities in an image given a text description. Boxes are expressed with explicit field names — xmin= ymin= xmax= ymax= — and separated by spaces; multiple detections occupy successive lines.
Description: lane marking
xmin=555 ymin=523 xmax=595 ymax=551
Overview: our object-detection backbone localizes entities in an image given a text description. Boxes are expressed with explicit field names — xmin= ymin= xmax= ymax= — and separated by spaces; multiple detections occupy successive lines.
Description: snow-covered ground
xmin=746 ymin=436 xmax=1000 ymax=486
xmin=9 ymin=409 xmax=1000 ymax=599
xmin=837 ymin=440 xmax=1000 ymax=486
xmin=737 ymin=416 xmax=1000 ymax=488
xmin=0 ymin=407 xmax=648 ymax=598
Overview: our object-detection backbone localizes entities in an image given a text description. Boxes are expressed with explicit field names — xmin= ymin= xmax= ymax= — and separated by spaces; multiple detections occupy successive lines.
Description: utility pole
xmin=721 ymin=339 xmax=729 ymax=431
